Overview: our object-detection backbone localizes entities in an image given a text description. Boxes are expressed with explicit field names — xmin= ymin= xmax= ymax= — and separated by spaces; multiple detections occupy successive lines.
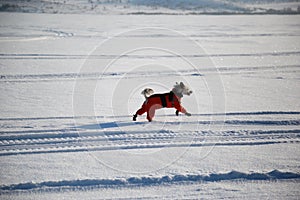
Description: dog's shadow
xmin=76 ymin=121 xmax=146 ymax=130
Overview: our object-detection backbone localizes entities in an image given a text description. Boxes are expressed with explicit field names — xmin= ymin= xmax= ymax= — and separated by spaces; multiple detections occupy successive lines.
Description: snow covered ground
xmin=0 ymin=12 xmax=300 ymax=199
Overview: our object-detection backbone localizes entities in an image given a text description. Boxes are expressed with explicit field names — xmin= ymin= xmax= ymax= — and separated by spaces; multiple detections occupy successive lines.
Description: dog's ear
xmin=180 ymin=82 xmax=184 ymax=87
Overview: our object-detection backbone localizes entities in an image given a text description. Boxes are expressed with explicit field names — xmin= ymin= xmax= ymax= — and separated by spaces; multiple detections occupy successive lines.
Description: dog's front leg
xmin=174 ymin=104 xmax=191 ymax=116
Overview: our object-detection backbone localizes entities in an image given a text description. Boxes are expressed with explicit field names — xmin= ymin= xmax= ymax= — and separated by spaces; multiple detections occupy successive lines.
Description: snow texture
xmin=0 ymin=10 xmax=299 ymax=200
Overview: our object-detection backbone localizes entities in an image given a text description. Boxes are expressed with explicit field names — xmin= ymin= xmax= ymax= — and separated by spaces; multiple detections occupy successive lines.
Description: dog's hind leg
xmin=147 ymin=111 xmax=154 ymax=122
xmin=147 ymin=105 xmax=158 ymax=122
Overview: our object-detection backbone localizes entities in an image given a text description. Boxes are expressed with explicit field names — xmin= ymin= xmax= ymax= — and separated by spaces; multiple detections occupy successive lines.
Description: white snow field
xmin=0 ymin=12 xmax=300 ymax=199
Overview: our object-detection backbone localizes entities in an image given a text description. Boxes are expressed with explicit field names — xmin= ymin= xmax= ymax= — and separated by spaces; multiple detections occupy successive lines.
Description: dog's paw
xmin=133 ymin=114 xmax=137 ymax=121
xmin=185 ymin=112 xmax=191 ymax=116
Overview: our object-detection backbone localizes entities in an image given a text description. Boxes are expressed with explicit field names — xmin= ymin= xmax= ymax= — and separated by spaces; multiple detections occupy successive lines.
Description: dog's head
xmin=141 ymin=88 xmax=154 ymax=98
xmin=173 ymin=82 xmax=193 ymax=96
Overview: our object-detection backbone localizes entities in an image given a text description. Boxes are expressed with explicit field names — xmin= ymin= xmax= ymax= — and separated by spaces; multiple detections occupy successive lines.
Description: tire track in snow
xmin=0 ymin=51 xmax=299 ymax=60
xmin=0 ymin=26 xmax=74 ymax=42
xmin=0 ymin=64 xmax=299 ymax=82
xmin=0 ymin=139 xmax=297 ymax=156
xmin=0 ymin=112 xmax=299 ymax=156
xmin=1 ymin=128 xmax=299 ymax=145
xmin=0 ymin=128 xmax=299 ymax=156
xmin=1 ymin=118 xmax=299 ymax=137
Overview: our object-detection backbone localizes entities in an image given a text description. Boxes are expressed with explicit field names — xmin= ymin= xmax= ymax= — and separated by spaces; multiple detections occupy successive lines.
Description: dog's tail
xmin=141 ymin=88 xmax=154 ymax=99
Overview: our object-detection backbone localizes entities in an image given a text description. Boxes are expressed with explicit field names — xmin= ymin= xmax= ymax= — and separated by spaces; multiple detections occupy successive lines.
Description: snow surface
xmin=0 ymin=12 xmax=300 ymax=199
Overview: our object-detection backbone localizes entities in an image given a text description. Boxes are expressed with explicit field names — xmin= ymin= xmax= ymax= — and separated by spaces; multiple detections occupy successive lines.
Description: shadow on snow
xmin=76 ymin=121 xmax=147 ymax=130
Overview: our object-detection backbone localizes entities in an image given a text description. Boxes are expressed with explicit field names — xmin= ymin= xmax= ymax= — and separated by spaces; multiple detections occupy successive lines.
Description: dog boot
xmin=147 ymin=116 xmax=152 ymax=122
xmin=133 ymin=114 xmax=137 ymax=121
xmin=185 ymin=112 xmax=191 ymax=116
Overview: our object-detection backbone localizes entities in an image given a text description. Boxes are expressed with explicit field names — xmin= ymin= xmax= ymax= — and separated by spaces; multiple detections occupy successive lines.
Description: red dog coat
xmin=135 ymin=91 xmax=187 ymax=122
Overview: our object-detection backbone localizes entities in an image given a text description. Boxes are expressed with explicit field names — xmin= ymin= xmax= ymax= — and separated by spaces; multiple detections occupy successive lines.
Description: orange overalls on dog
xmin=135 ymin=91 xmax=187 ymax=122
